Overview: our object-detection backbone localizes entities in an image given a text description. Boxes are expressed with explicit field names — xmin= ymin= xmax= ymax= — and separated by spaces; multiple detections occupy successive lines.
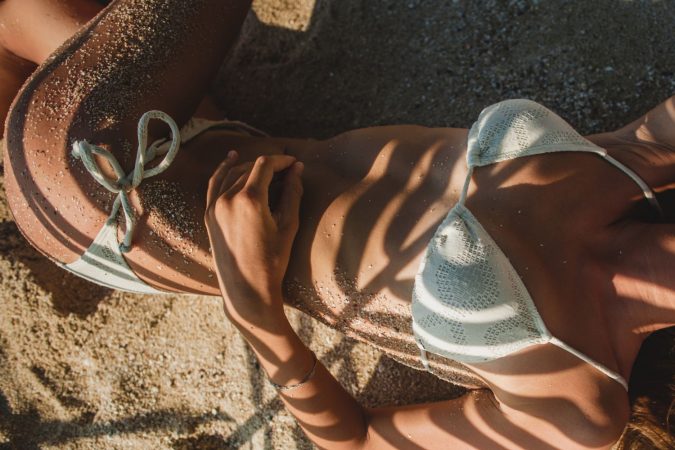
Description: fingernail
xmin=294 ymin=162 xmax=304 ymax=174
xmin=227 ymin=150 xmax=237 ymax=159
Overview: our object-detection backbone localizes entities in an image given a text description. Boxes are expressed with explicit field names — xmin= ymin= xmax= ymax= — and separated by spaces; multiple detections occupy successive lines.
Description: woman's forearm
xmin=235 ymin=302 xmax=370 ymax=450
xmin=204 ymin=155 xmax=370 ymax=448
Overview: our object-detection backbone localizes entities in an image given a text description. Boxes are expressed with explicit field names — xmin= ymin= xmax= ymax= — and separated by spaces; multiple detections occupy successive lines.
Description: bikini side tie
xmin=71 ymin=110 xmax=181 ymax=252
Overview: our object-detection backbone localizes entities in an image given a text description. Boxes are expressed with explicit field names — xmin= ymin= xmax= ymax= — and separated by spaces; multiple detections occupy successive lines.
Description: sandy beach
xmin=1 ymin=0 xmax=674 ymax=448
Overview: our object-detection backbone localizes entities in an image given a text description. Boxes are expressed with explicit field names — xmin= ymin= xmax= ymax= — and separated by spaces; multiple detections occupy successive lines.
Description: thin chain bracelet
xmin=271 ymin=351 xmax=318 ymax=392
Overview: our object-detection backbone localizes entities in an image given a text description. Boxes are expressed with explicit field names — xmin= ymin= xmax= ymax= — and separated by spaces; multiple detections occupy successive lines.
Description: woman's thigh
xmin=3 ymin=0 xmax=252 ymax=291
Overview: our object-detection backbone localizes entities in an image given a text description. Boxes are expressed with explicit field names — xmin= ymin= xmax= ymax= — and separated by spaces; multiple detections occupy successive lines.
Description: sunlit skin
xmin=2 ymin=0 xmax=675 ymax=448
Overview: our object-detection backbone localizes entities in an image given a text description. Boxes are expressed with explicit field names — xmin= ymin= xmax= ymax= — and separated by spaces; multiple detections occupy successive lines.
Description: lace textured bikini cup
xmin=58 ymin=113 xmax=266 ymax=294
xmin=412 ymin=99 xmax=662 ymax=391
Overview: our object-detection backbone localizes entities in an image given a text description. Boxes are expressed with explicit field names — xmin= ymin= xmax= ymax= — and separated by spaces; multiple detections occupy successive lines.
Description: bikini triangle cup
xmin=412 ymin=99 xmax=662 ymax=391
xmin=58 ymin=112 xmax=267 ymax=294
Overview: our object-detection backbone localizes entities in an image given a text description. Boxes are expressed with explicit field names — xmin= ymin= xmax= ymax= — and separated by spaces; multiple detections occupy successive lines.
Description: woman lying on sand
xmin=2 ymin=0 xmax=675 ymax=447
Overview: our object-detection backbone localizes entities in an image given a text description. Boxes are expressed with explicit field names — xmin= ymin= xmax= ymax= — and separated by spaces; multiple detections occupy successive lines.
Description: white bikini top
xmin=411 ymin=99 xmax=661 ymax=390
xmin=58 ymin=112 xmax=266 ymax=294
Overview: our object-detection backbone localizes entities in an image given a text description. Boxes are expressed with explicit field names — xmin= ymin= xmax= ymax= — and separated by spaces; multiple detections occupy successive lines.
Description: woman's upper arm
xmin=615 ymin=96 xmax=675 ymax=149
xmin=587 ymin=95 xmax=675 ymax=193
xmin=360 ymin=390 xmax=622 ymax=450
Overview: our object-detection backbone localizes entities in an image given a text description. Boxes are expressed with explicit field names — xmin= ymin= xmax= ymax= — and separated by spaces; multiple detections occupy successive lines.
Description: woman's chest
xmin=459 ymin=151 xmax=642 ymax=392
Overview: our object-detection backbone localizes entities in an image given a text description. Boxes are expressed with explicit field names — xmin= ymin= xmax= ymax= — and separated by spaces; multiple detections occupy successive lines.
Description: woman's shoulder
xmin=587 ymin=96 xmax=675 ymax=194
xmin=617 ymin=96 xmax=675 ymax=151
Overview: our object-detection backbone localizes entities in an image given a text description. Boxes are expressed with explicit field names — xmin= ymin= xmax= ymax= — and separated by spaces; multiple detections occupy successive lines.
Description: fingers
xmin=221 ymin=161 xmax=254 ymax=195
xmin=207 ymin=153 xmax=300 ymax=220
xmin=243 ymin=155 xmax=297 ymax=206
xmin=277 ymin=162 xmax=304 ymax=233
xmin=206 ymin=151 xmax=238 ymax=207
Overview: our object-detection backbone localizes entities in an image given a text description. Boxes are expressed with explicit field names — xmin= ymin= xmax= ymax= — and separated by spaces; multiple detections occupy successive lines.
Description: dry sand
xmin=1 ymin=0 xmax=674 ymax=448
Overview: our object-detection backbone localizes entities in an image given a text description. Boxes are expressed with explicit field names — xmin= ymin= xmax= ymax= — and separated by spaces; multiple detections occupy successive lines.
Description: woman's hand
xmin=204 ymin=151 xmax=304 ymax=328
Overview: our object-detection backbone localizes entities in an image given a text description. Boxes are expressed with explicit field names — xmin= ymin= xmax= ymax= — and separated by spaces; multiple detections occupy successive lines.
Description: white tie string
xmin=71 ymin=110 xmax=181 ymax=252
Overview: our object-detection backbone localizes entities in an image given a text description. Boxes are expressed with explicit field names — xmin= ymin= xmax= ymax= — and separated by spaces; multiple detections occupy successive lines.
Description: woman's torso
xmin=137 ymin=121 xmax=643 ymax=389
xmin=7 ymin=112 xmax=648 ymax=431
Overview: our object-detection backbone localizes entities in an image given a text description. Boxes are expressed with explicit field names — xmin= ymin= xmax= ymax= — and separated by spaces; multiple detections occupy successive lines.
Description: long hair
xmin=617 ymin=327 xmax=675 ymax=449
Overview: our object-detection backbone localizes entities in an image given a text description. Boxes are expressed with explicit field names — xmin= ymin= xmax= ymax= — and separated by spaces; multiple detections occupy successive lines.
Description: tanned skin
xmin=3 ymin=1 xmax=675 ymax=448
